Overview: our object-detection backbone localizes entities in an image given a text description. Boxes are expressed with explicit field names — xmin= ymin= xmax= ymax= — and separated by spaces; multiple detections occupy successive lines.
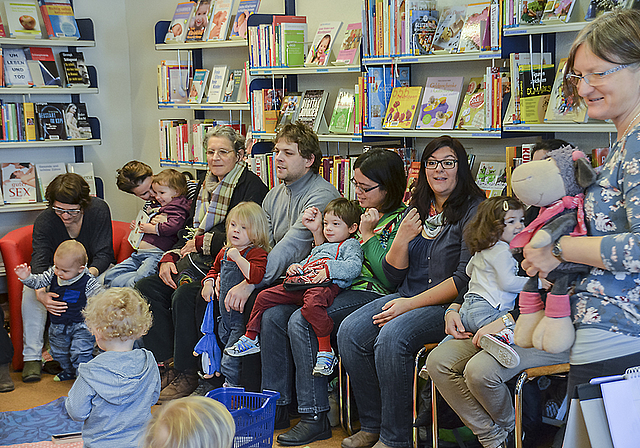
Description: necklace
xmin=620 ymin=108 xmax=640 ymax=141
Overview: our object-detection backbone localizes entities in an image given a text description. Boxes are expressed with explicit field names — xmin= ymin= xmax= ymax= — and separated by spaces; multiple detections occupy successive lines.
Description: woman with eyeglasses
xmin=263 ymin=148 xmax=407 ymax=445
xmin=337 ymin=136 xmax=485 ymax=448
xmin=21 ymin=173 xmax=115 ymax=382
xmin=520 ymin=9 xmax=640 ymax=403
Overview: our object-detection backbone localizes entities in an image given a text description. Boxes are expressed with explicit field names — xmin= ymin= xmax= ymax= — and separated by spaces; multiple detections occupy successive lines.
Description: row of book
xmin=2 ymin=47 xmax=90 ymax=88
xmin=0 ymin=161 xmax=95 ymax=205
xmin=505 ymin=0 xmax=577 ymax=27
xmin=158 ymin=61 xmax=250 ymax=104
xmin=247 ymin=18 xmax=362 ymax=68
xmin=164 ymin=0 xmax=260 ymax=43
xmin=0 ymin=101 xmax=92 ymax=141
xmin=363 ymin=1 xmax=500 ymax=58
xmin=0 ymin=0 xmax=81 ymax=40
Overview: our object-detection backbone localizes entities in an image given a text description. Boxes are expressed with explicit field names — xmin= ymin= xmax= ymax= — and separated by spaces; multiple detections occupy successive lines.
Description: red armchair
xmin=0 ymin=221 xmax=134 ymax=370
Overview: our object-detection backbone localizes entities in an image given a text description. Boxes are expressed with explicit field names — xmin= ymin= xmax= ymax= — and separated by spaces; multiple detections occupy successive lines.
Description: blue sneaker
xmin=54 ymin=371 xmax=76 ymax=382
xmin=312 ymin=350 xmax=337 ymax=376
xmin=225 ymin=335 xmax=260 ymax=357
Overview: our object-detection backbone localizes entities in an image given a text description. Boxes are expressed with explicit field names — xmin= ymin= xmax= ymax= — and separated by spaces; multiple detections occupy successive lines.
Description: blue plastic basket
xmin=206 ymin=387 xmax=280 ymax=448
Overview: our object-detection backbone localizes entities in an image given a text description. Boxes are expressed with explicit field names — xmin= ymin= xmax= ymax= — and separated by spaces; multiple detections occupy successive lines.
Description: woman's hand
xmin=396 ymin=208 xmax=422 ymax=244
xmin=88 ymin=267 xmax=99 ymax=277
xmin=201 ymin=279 xmax=215 ymax=302
xmin=180 ymin=239 xmax=197 ymax=257
xmin=35 ymin=288 xmax=67 ymax=316
xmin=372 ymin=297 xmax=413 ymax=327
xmin=224 ymin=281 xmax=255 ymax=312
xmin=158 ymin=262 xmax=178 ymax=289
xmin=445 ymin=309 xmax=472 ymax=339
xmin=302 ymin=206 xmax=323 ymax=234
xmin=14 ymin=263 xmax=31 ymax=280
xmin=360 ymin=208 xmax=380 ymax=242
xmin=522 ymin=242 xmax=560 ymax=279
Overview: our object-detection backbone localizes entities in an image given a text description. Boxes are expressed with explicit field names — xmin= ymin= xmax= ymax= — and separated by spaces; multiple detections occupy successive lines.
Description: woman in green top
xmin=263 ymin=149 xmax=407 ymax=445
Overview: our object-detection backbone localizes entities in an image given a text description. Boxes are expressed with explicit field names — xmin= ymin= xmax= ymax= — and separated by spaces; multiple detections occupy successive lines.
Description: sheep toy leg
xmin=514 ymin=276 xmax=545 ymax=348
xmin=532 ymin=276 xmax=575 ymax=353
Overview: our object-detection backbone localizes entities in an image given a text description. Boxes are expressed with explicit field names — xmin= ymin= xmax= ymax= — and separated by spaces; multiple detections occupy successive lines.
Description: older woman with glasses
xmin=337 ymin=136 xmax=485 ymax=448
xmin=21 ymin=173 xmax=115 ymax=382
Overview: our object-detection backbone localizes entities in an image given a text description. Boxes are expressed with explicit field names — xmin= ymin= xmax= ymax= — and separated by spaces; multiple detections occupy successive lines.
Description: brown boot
xmin=0 ymin=363 xmax=15 ymax=392
xmin=158 ymin=371 xmax=198 ymax=403
xmin=160 ymin=367 xmax=178 ymax=390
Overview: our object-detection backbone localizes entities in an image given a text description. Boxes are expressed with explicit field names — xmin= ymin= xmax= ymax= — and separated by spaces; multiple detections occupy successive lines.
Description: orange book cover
xmin=383 ymin=86 xmax=423 ymax=129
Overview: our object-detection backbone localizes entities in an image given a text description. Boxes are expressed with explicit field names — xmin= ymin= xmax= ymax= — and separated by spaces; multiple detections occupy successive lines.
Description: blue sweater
xmin=298 ymin=238 xmax=364 ymax=289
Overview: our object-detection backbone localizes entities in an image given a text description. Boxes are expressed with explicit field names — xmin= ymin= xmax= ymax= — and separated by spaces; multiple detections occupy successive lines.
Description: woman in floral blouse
xmin=523 ymin=9 xmax=640 ymax=396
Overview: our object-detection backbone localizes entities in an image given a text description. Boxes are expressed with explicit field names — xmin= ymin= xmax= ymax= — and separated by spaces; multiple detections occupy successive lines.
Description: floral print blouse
xmin=573 ymin=126 xmax=640 ymax=337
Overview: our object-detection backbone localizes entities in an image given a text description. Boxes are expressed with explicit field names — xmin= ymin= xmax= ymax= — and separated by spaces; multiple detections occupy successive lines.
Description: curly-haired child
xmin=65 ymin=288 xmax=160 ymax=448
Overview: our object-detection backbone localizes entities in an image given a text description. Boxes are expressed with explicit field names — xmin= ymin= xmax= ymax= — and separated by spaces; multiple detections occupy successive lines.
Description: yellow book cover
xmin=383 ymin=86 xmax=423 ymax=129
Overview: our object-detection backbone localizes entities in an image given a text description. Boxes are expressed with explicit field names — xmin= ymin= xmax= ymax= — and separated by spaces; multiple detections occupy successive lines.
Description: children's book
xmin=520 ymin=0 xmax=547 ymax=24
xmin=519 ymin=63 xmax=555 ymax=123
xmin=4 ymin=1 xmax=42 ymax=38
xmin=25 ymin=47 xmax=62 ymax=87
xmin=229 ymin=0 xmax=260 ymax=40
xmin=166 ymin=62 xmax=190 ymax=103
xmin=541 ymin=0 xmax=576 ymax=22
xmin=1 ymin=162 xmax=36 ymax=203
xmin=3 ymin=48 xmax=34 ymax=87
xmin=544 ymin=58 xmax=588 ymax=123
xmin=66 ymin=162 xmax=96 ymax=196
xmin=261 ymin=88 xmax=282 ymax=132
xmin=38 ymin=0 xmax=80 ymax=39
xmin=382 ymin=86 xmax=423 ymax=129
xmin=305 ymin=22 xmax=342 ymax=66
xmin=275 ymin=92 xmax=301 ymax=130
xmin=165 ymin=1 xmax=196 ymax=43
xmin=35 ymin=102 xmax=66 ymax=140
xmin=185 ymin=0 xmax=213 ymax=41
xmin=278 ymin=18 xmax=307 ymax=67
xmin=410 ymin=8 xmax=439 ymax=55
xmin=206 ymin=0 xmax=233 ymax=41
xmin=128 ymin=209 xmax=150 ymax=250
xmin=366 ymin=65 xmax=410 ymax=130
xmin=416 ymin=76 xmax=464 ymax=129
xmin=222 ymin=68 xmax=243 ymax=102
xmin=35 ymin=162 xmax=65 ymax=198
xmin=295 ymin=90 xmax=330 ymax=133
xmin=457 ymin=2 xmax=490 ymax=53
xmin=62 ymin=102 xmax=91 ymax=139
xmin=475 ymin=161 xmax=506 ymax=197
xmin=59 ymin=51 xmax=90 ymax=87
xmin=431 ymin=6 xmax=467 ymax=53
xmin=329 ymin=88 xmax=355 ymax=134
xmin=188 ymin=68 xmax=210 ymax=103
xmin=334 ymin=23 xmax=362 ymax=65
xmin=206 ymin=66 xmax=228 ymax=103
xmin=457 ymin=77 xmax=485 ymax=129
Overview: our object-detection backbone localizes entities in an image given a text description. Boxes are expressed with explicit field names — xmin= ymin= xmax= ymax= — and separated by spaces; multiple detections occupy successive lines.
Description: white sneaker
xmin=479 ymin=328 xmax=520 ymax=369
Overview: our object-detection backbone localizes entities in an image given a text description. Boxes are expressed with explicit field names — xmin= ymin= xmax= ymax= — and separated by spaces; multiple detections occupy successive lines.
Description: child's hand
xmin=151 ymin=213 xmax=168 ymax=224
xmin=139 ymin=222 xmax=156 ymax=234
xmin=302 ymin=207 xmax=322 ymax=233
xmin=312 ymin=269 xmax=328 ymax=283
xmin=287 ymin=263 xmax=303 ymax=276
xmin=215 ymin=275 xmax=221 ymax=298
xmin=201 ymin=279 xmax=216 ymax=302
xmin=227 ymin=247 xmax=242 ymax=262
xmin=129 ymin=220 xmax=136 ymax=230
xmin=540 ymin=278 xmax=553 ymax=291
xmin=14 ymin=263 xmax=31 ymax=280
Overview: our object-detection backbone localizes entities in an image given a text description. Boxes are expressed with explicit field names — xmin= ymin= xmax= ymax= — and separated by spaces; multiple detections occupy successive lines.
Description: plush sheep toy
xmin=509 ymin=146 xmax=597 ymax=353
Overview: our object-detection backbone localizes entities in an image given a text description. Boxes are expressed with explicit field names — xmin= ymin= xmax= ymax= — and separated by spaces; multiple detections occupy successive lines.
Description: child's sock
xmin=245 ymin=330 xmax=259 ymax=340
xmin=318 ymin=335 xmax=331 ymax=353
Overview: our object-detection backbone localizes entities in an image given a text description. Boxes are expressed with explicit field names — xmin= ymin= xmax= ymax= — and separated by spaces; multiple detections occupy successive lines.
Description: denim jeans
xmin=459 ymin=293 xmax=507 ymax=334
xmin=21 ymin=287 xmax=47 ymax=361
xmin=426 ymin=337 xmax=569 ymax=448
xmin=337 ymin=294 xmax=447 ymax=447
xmin=261 ymin=289 xmax=380 ymax=410
xmin=103 ymin=249 xmax=163 ymax=288
xmin=49 ymin=322 xmax=95 ymax=376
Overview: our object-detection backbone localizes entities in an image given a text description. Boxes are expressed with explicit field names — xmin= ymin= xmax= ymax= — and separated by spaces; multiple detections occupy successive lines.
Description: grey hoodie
xmin=65 ymin=348 xmax=160 ymax=448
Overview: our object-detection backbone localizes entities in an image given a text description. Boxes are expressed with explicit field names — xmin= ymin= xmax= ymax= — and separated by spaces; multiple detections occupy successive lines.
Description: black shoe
xmin=275 ymin=405 xmax=290 ymax=430
xmin=277 ymin=412 xmax=332 ymax=446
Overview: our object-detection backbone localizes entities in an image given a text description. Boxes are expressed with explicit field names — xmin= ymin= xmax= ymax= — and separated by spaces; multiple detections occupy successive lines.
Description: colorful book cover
xmin=329 ymin=88 xmax=355 ymax=134
xmin=280 ymin=21 xmax=307 ymax=67
xmin=66 ymin=162 xmax=96 ymax=196
xmin=1 ymin=162 xmax=36 ymax=203
xmin=206 ymin=66 xmax=228 ymax=103
xmin=457 ymin=77 xmax=485 ymax=129
xmin=507 ymin=51 xmax=552 ymax=123
xmin=275 ymin=92 xmax=302 ymax=130
xmin=3 ymin=48 xmax=34 ymax=87
xmin=39 ymin=0 xmax=80 ymax=39
xmin=35 ymin=162 xmax=65 ymax=197
xmin=366 ymin=65 xmax=410 ymax=130
xmin=59 ymin=51 xmax=90 ymax=86
xmin=410 ymin=9 xmax=439 ymax=55
xmin=457 ymin=2 xmax=490 ymax=53
xmin=262 ymin=88 xmax=282 ymax=132
xmin=544 ymin=58 xmax=588 ymax=123
xmin=520 ymin=0 xmax=547 ymax=24
xmin=4 ymin=1 xmax=42 ymax=38
xmin=305 ymin=22 xmax=342 ymax=66
xmin=416 ymin=76 xmax=464 ymax=129
xmin=541 ymin=0 xmax=576 ymax=22
xmin=519 ymin=63 xmax=555 ymax=123
xmin=296 ymin=89 xmax=329 ymax=132
xmin=431 ymin=6 xmax=467 ymax=53
xmin=167 ymin=63 xmax=190 ymax=103
xmin=63 ymin=102 xmax=91 ymax=139
xmin=185 ymin=0 xmax=213 ymax=42
xmin=188 ymin=68 xmax=210 ymax=103
xmin=206 ymin=0 xmax=234 ymax=41
xmin=382 ymin=86 xmax=423 ymax=129
xmin=475 ymin=161 xmax=506 ymax=194
xmin=0 ymin=10 xmax=5 ymax=36
xmin=165 ymin=1 xmax=196 ymax=43
xmin=26 ymin=47 xmax=62 ymax=87
xmin=229 ymin=0 xmax=260 ymax=40
xmin=222 ymin=69 xmax=243 ymax=102
xmin=128 ymin=209 xmax=150 ymax=250
xmin=334 ymin=22 xmax=362 ymax=65
xmin=22 ymin=101 xmax=37 ymax=140
xmin=35 ymin=102 xmax=66 ymax=140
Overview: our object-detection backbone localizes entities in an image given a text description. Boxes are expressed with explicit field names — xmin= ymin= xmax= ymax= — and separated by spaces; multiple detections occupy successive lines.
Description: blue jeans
xmin=459 ymin=293 xmax=507 ymax=334
xmin=337 ymin=294 xmax=447 ymax=447
xmin=261 ymin=289 xmax=380 ymax=410
xmin=103 ymin=249 xmax=163 ymax=288
xmin=49 ymin=322 xmax=95 ymax=376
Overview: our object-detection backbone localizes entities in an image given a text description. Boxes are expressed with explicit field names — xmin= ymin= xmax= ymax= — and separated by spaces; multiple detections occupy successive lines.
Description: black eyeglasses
xmin=52 ymin=206 xmax=82 ymax=216
xmin=425 ymin=159 xmax=458 ymax=170
xmin=566 ymin=64 xmax=629 ymax=87
xmin=350 ymin=178 xmax=380 ymax=193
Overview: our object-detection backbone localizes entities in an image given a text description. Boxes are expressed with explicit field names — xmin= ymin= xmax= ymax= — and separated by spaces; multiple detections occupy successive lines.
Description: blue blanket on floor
xmin=0 ymin=397 xmax=82 ymax=444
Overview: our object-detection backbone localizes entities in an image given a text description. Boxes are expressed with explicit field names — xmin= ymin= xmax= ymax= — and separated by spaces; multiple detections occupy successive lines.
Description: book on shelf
xmin=35 ymin=162 xmax=65 ymax=198
xmin=457 ymin=2 xmax=491 ymax=53
xmin=382 ymin=86 xmax=422 ymax=129
xmin=366 ymin=65 xmax=410 ymax=130
xmin=592 ymin=147 xmax=609 ymax=168
xmin=275 ymin=92 xmax=301 ymax=130
xmin=0 ymin=9 xmax=6 ymax=37
xmin=329 ymin=88 xmax=355 ymax=134
xmin=333 ymin=22 xmax=362 ymax=65
xmin=518 ymin=63 xmax=554 ymax=123
xmin=1 ymin=162 xmax=37 ymax=204
xmin=3 ymin=48 xmax=34 ymax=87
xmin=38 ymin=0 xmax=80 ymax=39
xmin=35 ymin=102 xmax=66 ymax=140
xmin=456 ymin=77 xmax=485 ymax=130
xmin=519 ymin=0 xmax=547 ymax=24
xmin=541 ymin=0 xmax=576 ymax=22
xmin=128 ymin=209 xmax=150 ymax=250
xmin=25 ymin=47 xmax=62 ymax=87
xmin=187 ymin=68 xmax=210 ymax=104
xmin=410 ymin=7 xmax=439 ymax=55
xmin=4 ymin=1 xmax=42 ymax=38
xmin=505 ymin=51 xmax=552 ymax=124
xmin=222 ymin=68 xmax=243 ymax=102
xmin=63 ymin=102 xmax=91 ymax=139
xmin=66 ymin=162 xmax=96 ymax=196
xmin=59 ymin=51 xmax=90 ymax=87
xmin=261 ymin=88 xmax=282 ymax=133
xmin=505 ymin=144 xmax=534 ymax=195
xmin=206 ymin=66 xmax=228 ymax=103
xmin=544 ymin=58 xmax=588 ymax=123
xmin=277 ymin=16 xmax=307 ymax=67
xmin=431 ymin=6 xmax=467 ymax=53
xmin=229 ymin=0 xmax=260 ymax=40
xmin=22 ymin=102 xmax=37 ymax=140
xmin=166 ymin=61 xmax=190 ymax=103
xmin=185 ymin=0 xmax=212 ymax=42
xmin=404 ymin=160 xmax=421 ymax=203
xmin=416 ymin=76 xmax=464 ymax=130
xmin=206 ymin=0 xmax=234 ymax=40
xmin=159 ymin=118 xmax=189 ymax=162
xmin=475 ymin=161 xmax=506 ymax=197
xmin=305 ymin=22 xmax=342 ymax=66
xmin=295 ymin=89 xmax=330 ymax=134
xmin=165 ymin=1 xmax=196 ymax=43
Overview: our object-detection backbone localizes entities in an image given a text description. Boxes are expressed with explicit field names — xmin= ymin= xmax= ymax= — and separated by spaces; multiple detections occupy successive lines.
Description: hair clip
xmin=503 ymin=200 xmax=509 ymax=211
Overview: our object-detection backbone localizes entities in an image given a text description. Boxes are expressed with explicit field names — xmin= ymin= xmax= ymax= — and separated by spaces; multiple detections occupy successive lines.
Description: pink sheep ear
xmin=572 ymin=150 xmax=586 ymax=161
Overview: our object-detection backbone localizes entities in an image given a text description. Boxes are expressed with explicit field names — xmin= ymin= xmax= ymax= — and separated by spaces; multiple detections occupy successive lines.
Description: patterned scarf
xmin=193 ymin=160 xmax=246 ymax=232
xmin=423 ymin=202 xmax=444 ymax=239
